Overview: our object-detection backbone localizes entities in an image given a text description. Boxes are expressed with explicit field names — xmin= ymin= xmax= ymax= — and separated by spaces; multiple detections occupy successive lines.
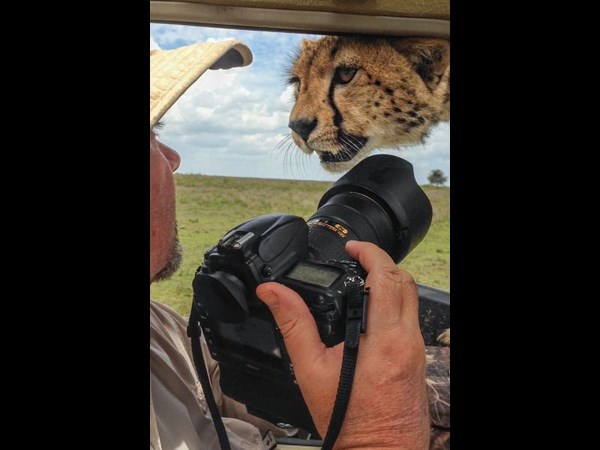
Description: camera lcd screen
xmin=284 ymin=261 xmax=342 ymax=288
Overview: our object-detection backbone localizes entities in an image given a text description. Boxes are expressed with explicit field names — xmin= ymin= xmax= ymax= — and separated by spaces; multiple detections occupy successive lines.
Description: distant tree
xmin=428 ymin=169 xmax=447 ymax=187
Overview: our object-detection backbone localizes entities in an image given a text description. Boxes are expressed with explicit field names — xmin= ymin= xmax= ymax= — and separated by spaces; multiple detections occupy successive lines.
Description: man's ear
xmin=390 ymin=38 xmax=450 ymax=91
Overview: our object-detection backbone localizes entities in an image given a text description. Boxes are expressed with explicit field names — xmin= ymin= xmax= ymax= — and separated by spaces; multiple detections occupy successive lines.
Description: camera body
xmin=191 ymin=155 xmax=433 ymax=434
xmin=193 ymin=214 xmax=365 ymax=433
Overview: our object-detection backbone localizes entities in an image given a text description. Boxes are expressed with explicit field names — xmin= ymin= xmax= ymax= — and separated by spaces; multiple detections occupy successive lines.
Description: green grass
xmin=150 ymin=174 xmax=449 ymax=316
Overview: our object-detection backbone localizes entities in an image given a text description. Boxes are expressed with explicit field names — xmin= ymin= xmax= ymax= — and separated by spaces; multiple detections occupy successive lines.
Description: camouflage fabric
xmin=425 ymin=346 xmax=450 ymax=450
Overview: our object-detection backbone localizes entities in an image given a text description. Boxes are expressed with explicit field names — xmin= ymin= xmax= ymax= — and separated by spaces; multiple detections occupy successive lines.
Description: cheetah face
xmin=287 ymin=36 xmax=450 ymax=172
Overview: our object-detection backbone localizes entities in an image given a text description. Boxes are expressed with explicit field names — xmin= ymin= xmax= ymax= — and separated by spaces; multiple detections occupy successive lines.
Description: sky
xmin=150 ymin=23 xmax=450 ymax=185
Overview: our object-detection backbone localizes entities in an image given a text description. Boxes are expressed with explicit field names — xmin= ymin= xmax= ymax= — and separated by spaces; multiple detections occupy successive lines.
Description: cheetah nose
xmin=289 ymin=119 xmax=318 ymax=143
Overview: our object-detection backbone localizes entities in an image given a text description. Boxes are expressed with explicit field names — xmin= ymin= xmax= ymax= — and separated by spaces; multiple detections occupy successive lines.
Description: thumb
xmin=256 ymin=282 xmax=326 ymax=370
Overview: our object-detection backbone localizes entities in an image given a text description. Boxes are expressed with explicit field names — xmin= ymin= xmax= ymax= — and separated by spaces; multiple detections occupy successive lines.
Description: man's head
xmin=150 ymin=38 xmax=253 ymax=283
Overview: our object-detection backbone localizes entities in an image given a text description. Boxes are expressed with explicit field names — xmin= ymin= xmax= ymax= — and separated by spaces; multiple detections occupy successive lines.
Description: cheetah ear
xmin=391 ymin=38 xmax=450 ymax=91
xmin=301 ymin=38 xmax=315 ymax=51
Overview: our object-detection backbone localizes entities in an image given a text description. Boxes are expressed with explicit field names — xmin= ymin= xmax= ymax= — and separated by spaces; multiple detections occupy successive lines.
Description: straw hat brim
xmin=150 ymin=40 xmax=253 ymax=128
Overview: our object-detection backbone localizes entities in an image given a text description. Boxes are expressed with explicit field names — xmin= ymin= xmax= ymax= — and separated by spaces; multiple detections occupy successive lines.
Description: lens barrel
xmin=307 ymin=155 xmax=432 ymax=263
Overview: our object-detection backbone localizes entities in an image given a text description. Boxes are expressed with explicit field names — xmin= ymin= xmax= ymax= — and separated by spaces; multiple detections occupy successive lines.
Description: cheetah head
xmin=287 ymin=36 xmax=450 ymax=172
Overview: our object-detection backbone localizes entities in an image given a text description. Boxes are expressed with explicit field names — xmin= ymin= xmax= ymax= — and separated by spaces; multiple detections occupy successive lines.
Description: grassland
xmin=150 ymin=174 xmax=449 ymax=316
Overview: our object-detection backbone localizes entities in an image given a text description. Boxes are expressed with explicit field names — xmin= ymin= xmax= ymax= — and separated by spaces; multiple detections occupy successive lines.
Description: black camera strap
xmin=187 ymin=304 xmax=232 ymax=450
xmin=321 ymin=281 xmax=369 ymax=450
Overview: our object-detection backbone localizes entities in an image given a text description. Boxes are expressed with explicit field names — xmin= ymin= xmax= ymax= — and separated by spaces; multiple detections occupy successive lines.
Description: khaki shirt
xmin=150 ymin=301 xmax=295 ymax=449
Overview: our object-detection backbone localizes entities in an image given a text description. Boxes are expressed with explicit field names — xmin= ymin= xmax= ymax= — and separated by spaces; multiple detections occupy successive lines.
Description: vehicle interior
xmin=150 ymin=1 xmax=450 ymax=448
xmin=150 ymin=0 xmax=449 ymax=37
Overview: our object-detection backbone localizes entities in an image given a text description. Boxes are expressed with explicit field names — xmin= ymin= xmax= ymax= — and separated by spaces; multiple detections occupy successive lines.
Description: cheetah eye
xmin=334 ymin=66 xmax=358 ymax=84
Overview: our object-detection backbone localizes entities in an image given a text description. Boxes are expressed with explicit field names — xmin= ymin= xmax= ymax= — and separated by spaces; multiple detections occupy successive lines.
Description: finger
xmin=256 ymin=282 xmax=327 ymax=372
xmin=345 ymin=240 xmax=397 ymax=273
xmin=345 ymin=240 xmax=420 ymax=325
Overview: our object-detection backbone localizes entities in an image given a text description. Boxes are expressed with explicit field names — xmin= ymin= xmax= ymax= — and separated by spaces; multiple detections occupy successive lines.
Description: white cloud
xmin=151 ymin=24 xmax=450 ymax=185
xmin=277 ymin=85 xmax=296 ymax=108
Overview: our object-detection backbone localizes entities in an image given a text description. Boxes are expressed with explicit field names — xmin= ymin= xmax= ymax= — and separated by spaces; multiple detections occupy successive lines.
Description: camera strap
xmin=187 ymin=304 xmax=232 ymax=450
xmin=320 ymin=280 xmax=369 ymax=450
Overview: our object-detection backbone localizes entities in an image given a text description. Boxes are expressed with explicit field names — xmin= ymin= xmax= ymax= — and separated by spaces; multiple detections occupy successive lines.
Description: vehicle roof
xmin=150 ymin=0 xmax=450 ymax=38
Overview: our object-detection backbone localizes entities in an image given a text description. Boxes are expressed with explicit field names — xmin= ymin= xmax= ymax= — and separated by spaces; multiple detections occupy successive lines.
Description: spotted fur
xmin=287 ymin=35 xmax=450 ymax=172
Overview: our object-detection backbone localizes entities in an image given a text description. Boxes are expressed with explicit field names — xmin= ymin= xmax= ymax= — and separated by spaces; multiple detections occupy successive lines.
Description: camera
xmin=191 ymin=155 xmax=432 ymax=434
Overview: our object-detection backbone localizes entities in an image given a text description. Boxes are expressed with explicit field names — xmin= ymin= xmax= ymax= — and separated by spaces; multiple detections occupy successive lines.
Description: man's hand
xmin=256 ymin=240 xmax=430 ymax=449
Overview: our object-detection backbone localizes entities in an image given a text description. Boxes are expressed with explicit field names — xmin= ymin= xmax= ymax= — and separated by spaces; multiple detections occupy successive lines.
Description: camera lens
xmin=307 ymin=155 xmax=432 ymax=263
